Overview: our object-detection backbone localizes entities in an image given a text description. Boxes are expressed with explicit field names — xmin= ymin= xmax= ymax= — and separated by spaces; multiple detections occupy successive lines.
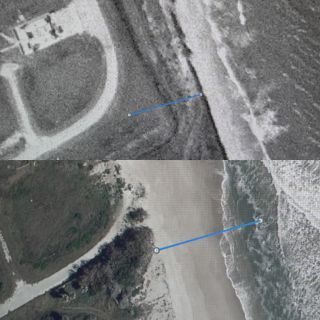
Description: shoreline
xmin=220 ymin=161 xmax=252 ymax=320
xmin=119 ymin=160 xmax=246 ymax=320
xmin=174 ymin=0 xmax=265 ymax=159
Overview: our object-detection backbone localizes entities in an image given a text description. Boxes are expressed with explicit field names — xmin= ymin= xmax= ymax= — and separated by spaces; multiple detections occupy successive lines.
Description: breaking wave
xmin=220 ymin=161 xmax=320 ymax=320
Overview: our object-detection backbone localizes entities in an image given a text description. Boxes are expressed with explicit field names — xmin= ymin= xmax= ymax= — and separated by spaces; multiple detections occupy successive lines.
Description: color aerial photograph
xmin=0 ymin=160 xmax=319 ymax=320
xmin=0 ymin=0 xmax=320 ymax=159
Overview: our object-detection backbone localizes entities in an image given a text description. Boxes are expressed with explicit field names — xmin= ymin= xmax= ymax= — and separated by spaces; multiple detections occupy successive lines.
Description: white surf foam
xmin=277 ymin=192 xmax=320 ymax=319
xmin=264 ymin=160 xmax=320 ymax=231
xmin=174 ymin=0 xmax=287 ymax=159
xmin=220 ymin=162 xmax=255 ymax=320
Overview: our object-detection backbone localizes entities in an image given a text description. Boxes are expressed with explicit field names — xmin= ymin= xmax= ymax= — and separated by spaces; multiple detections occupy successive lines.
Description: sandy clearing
xmin=119 ymin=160 xmax=245 ymax=320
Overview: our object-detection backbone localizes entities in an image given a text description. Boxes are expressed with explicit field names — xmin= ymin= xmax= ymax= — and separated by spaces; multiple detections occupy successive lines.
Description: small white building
xmin=14 ymin=4 xmax=83 ymax=55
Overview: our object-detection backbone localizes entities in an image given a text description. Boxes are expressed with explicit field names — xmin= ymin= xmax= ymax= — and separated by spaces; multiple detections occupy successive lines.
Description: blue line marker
xmin=128 ymin=93 xmax=203 ymax=117
xmin=154 ymin=218 xmax=262 ymax=253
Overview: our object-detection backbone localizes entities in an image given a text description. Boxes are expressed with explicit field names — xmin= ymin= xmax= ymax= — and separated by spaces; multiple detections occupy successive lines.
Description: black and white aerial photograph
xmin=0 ymin=0 xmax=320 ymax=159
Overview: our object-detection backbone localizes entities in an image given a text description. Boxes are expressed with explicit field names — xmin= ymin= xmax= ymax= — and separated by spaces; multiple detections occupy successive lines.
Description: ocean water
xmin=191 ymin=0 xmax=320 ymax=158
xmin=220 ymin=161 xmax=320 ymax=319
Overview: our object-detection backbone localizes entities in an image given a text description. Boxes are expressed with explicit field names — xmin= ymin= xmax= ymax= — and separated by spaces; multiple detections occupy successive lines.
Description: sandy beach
xmin=119 ymin=160 xmax=245 ymax=320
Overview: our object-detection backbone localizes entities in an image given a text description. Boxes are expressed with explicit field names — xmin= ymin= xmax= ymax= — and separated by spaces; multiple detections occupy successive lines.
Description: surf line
xmin=153 ymin=218 xmax=263 ymax=254
xmin=128 ymin=93 xmax=203 ymax=117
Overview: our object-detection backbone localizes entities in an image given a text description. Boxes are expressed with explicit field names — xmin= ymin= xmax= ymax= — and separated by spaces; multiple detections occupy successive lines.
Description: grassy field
xmin=0 ymin=0 xmax=71 ymax=30
xmin=19 ymin=34 xmax=106 ymax=132
xmin=4 ymin=226 xmax=153 ymax=320
xmin=0 ymin=161 xmax=124 ymax=282
xmin=0 ymin=78 xmax=18 ymax=143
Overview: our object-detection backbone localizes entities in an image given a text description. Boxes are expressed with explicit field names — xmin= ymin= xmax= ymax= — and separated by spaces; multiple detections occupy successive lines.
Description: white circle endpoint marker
xmin=257 ymin=218 xmax=263 ymax=224
xmin=128 ymin=113 xmax=131 ymax=117
xmin=153 ymin=247 xmax=160 ymax=254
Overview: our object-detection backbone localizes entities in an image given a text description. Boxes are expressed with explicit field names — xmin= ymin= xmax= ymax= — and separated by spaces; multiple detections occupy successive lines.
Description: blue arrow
xmin=128 ymin=93 xmax=203 ymax=117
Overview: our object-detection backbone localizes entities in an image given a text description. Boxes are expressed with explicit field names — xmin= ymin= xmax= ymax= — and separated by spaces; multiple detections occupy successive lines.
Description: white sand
xmin=119 ymin=161 xmax=245 ymax=320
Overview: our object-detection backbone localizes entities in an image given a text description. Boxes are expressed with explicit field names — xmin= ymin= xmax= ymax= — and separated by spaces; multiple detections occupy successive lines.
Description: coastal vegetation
xmin=125 ymin=207 xmax=148 ymax=224
xmin=4 ymin=226 xmax=154 ymax=320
